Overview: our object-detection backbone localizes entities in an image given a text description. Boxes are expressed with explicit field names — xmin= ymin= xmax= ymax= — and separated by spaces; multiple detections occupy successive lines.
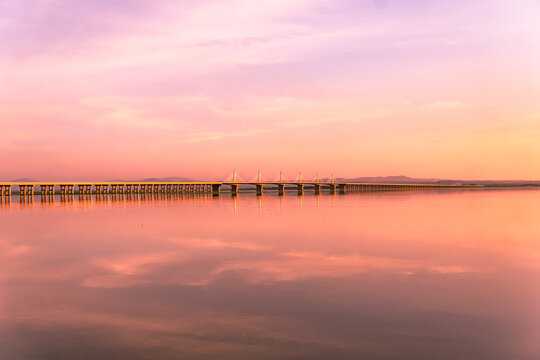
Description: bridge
xmin=0 ymin=171 xmax=481 ymax=197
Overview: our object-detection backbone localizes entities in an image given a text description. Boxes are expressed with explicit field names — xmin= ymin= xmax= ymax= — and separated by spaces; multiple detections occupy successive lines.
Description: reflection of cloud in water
xmin=82 ymin=242 xmax=494 ymax=289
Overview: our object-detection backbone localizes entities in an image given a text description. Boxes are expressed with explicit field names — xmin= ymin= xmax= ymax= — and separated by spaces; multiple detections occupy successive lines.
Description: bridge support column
xmin=297 ymin=184 xmax=304 ymax=195
xmin=230 ymin=184 xmax=239 ymax=195
xmin=314 ymin=184 xmax=321 ymax=194
xmin=212 ymin=184 xmax=221 ymax=195
xmin=277 ymin=184 xmax=285 ymax=195
xmin=256 ymin=184 xmax=263 ymax=196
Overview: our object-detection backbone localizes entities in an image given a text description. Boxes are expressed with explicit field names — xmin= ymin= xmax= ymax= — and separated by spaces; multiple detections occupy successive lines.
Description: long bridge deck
xmin=0 ymin=181 xmax=482 ymax=196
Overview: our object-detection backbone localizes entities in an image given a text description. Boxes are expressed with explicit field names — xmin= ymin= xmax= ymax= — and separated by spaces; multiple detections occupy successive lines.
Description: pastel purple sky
xmin=1 ymin=0 xmax=539 ymax=181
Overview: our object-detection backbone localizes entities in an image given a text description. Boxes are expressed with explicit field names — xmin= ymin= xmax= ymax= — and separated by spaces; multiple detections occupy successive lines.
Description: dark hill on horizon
xmin=337 ymin=175 xmax=540 ymax=186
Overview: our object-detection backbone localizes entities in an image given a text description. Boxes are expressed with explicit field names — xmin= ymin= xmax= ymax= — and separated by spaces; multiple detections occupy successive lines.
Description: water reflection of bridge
xmin=0 ymin=171 xmax=482 ymax=197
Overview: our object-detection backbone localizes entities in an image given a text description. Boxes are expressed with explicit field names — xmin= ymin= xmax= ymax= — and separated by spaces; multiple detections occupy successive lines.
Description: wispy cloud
xmin=174 ymin=129 xmax=274 ymax=144
xmin=427 ymin=101 xmax=468 ymax=109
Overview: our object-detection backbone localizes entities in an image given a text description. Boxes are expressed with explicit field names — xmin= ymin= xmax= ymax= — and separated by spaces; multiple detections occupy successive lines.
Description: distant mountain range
xmin=7 ymin=175 xmax=540 ymax=186
xmin=336 ymin=176 xmax=540 ymax=186
xmin=105 ymin=177 xmax=194 ymax=182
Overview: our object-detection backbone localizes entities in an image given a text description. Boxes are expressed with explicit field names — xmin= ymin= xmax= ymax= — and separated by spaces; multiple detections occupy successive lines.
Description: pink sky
xmin=1 ymin=0 xmax=539 ymax=181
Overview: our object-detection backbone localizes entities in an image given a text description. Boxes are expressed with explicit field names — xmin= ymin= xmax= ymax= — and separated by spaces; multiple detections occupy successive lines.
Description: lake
xmin=1 ymin=189 xmax=539 ymax=359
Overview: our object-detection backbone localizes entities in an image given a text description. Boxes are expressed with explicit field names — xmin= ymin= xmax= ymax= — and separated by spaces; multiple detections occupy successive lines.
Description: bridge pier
xmin=20 ymin=184 xmax=34 ymax=196
xmin=277 ymin=184 xmax=285 ymax=195
xmin=60 ymin=185 xmax=74 ymax=195
xmin=212 ymin=184 xmax=221 ymax=195
xmin=256 ymin=184 xmax=263 ymax=196
xmin=297 ymin=184 xmax=304 ymax=195
xmin=230 ymin=184 xmax=239 ymax=195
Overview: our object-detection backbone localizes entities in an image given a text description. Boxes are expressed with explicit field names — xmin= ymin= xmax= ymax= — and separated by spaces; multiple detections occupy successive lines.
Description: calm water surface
xmin=0 ymin=190 xmax=539 ymax=359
